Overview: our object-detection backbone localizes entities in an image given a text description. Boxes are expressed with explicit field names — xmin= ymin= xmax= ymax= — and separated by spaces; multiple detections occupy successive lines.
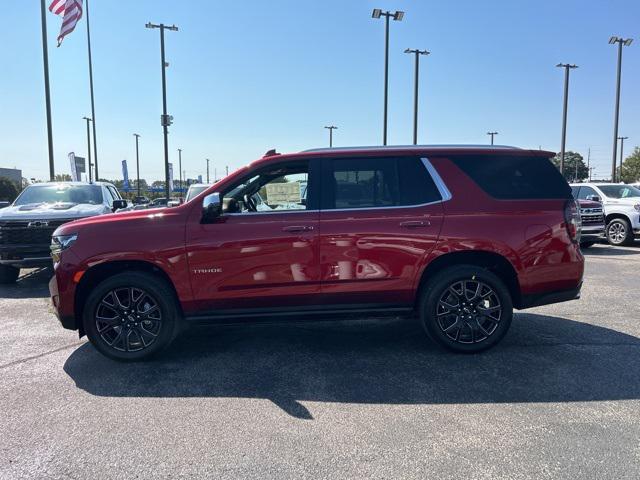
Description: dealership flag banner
xmin=69 ymin=152 xmax=78 ymax=181
xmin=49 ymin=0 xmax=83 ymax=46
xmin=122 ymin=160 xmax=129 ymax=190
xmin=168 ymin=163 xmax=174 ymax=193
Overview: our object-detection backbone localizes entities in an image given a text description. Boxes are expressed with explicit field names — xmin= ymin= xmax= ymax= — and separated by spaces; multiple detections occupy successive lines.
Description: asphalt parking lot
xmin=1 ymin=242 xmax=640 ymax=479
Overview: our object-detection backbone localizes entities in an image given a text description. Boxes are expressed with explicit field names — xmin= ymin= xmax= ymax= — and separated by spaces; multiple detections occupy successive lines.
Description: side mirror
xmin=112 ymin=199 xmax=128 ymax=211
xmin=586 ymin=195 xmax=601 ymax=202
xmin=202 ymin=192 xmax=222 ymax=222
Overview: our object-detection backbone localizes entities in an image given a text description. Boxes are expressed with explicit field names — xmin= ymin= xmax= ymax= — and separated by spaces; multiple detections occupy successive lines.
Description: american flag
xmin=49 ymin=0 xmax=83 ymax=47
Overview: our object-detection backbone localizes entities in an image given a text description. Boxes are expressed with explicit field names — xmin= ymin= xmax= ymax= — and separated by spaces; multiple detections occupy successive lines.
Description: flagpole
xmin=40 ymin=0 xmax=55 ymax=181
xmin=85 ymin=0 xmax=98 ymax=180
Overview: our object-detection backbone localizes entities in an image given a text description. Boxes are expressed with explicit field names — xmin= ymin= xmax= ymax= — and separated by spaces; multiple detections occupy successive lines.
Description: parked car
xmin=569 ymin=187 xmax=605 ymax=248
xmin=184 ymin=184 xmax=211 ymax=202
xmin=132 ymin=196 xmax=150 ymax=205
xmin=49 ymin=145 xmax=584 ymax=361
xmin=0 ymin=182 xmax=127 ymax=283
xmin=150 ymin=197 xmax=180 ymax=208
xmin=570 ymin=182 xmax=640 ymax=245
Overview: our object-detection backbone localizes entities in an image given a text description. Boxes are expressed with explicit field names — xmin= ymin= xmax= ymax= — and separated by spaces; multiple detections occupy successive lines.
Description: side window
xmin=577 ymin=186 xmax=598 ymax=200
xmin=570 ymin=186 xmax=580 ymax=198
xmin=103 ymin=186 xmax=115 ymax=207
xmin=107 ymin=186 xmax=121 ymax=201
xmin=321 ymin=157 xmax=441 ymax=210
xmin=222 ymin=161 xmax=310 ymax=214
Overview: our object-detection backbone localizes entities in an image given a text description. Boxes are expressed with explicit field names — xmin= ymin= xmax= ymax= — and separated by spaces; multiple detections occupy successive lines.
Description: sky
xmin=2 ymin=0 xmax=639 ymax=182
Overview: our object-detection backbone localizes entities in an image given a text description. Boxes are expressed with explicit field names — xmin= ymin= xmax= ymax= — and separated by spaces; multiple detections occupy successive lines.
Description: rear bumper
xmin=518 ymin=282 xmax=582 ymax=309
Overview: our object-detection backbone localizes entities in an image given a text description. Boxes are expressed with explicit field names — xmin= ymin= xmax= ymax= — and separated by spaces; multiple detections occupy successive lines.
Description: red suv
xmin=49 ymin=146 xmax=584 ymax=361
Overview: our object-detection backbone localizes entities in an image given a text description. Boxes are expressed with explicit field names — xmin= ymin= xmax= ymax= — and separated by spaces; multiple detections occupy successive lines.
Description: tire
xmin=580 ymin=241 xmax=595 ymax=249
xmin=606 ymin=218 xmax=633 ymax=246
xmin=0 ymin=265 xmax=20 ymax=284
xmin=83 ymin=271 xmax=180 ymax=361
xmin=419 ymin=265 xmax=513 ymax=353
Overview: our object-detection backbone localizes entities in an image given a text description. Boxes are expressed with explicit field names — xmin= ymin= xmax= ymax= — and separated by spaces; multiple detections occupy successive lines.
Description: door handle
xmin=282 ymin=225 xmax=314 ymax=233
xmin=399 ymin=220 xmax=430 ymax=228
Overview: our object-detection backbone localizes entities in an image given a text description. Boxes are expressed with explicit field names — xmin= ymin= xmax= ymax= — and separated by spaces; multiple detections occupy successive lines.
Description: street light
xmin=133 ymin=133 xmax=141 ymax=198
xmin=618 ymin=136 xmax=629 ymax=181
xmin=177 ymin=148 xmax=183 ymax=199
xmin=82 ymin=116 xmax=93 ymax=182
xmin=609 ymin=36 xmax=633 ymax=181
xmin=371 ymin=9 xmax=405 ymax=145
xmin=556 ymin=63 xmax=578 ymax=176
xmin=404 ymin=48 xmax=430 ymax=145
xmin=146 ymin=21 xmax=179 ymax=200
xmin=487 ymin=131 xmax=498 ymax=145
xmin=324 ymin=125 xmax=338 ymax=147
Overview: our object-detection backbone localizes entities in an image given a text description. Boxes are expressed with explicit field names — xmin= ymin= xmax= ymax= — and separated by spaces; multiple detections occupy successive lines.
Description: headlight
xmin=50 ymin=234 xmax=78 ymax=263
xmin=634 ymin=204 xmax=640 ymax=212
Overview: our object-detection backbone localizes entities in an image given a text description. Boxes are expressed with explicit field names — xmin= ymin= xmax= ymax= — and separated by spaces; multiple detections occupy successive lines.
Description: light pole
xmin=206 ymin=159 xmax=210 ymax=183
xmin=226 ymin=166 xmax=229 ymax=177
xmin=82 ymin=117 xmax=92 ymax=182
xmin=556 ymin=63 xmax=578 ymax=176
xmin=404 ymin=48 xmax=430 ymax=145
xmin=324 ymin=125 xmax=338 ymax=147
xmin=177 ymin=148 xmax=183 ymax=199
xmin=133 ymin=134 xmax=141 ymax=198
xmin=618 ymin=136 xmax=628 ymax=181
xmin=372 ymin=9 xmax=404 ymax=146
xmin=609 ymin=36 xmax=633 ymax=182
xmin=146 ymin=21 xmax=179 ymax=201
xmin=487 ymin=131 xmax=498 ymax=145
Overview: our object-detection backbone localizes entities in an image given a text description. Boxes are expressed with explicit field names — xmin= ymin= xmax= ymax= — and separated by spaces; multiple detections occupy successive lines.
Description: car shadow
xmin=583 ymin=244 xmax=640 ymax=256
xmin=63 ymin=313 xmax=640 ymax=419
xmin=0 ymin=268 xmax=51 ymax=299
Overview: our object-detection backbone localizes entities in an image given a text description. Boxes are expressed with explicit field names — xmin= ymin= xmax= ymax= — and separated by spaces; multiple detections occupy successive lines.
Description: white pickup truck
xmin=570 ymin=182 xmax=640 ymax=246
xmin=0 ymin=182 xmax=127 ymax=283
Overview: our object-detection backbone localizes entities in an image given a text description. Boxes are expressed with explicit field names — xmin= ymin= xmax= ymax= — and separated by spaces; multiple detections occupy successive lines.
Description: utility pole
xmin=40 ymin=0 xmax=55 ymax=181
xmin=324 ymin=126 xmax=338 ymax=147
xmin=609 ymin=36 xmax=633 ymax=181
xmin=177 ymin=148 xmax=183 ymax=199
xmin=206 ymin=159 xmax=210 ymax=183
xmin=556 ymin=63 xmax=578 ymax=176
xmin=404 ymin=48 xmax=430 ymax=144
xmin=226 ymin=166 xmax=229 ymax=177
xmin=587 ymin=148 xmax=591 ymax=181
xmin=372 ymin=9 xmax=405 ymax=145
xmin=83 ymin=117 xmax=93 ymax=182
xmin=146 ymin=21 xmax=179 ymax=201
xmin=487 ymin=131 xmax=498 ymax=145
xmin=618 ymin=136 xmax=628 ymax=181
xmin=85 ymin=0 xmax=99 ymax=180
xmin=133 ymin=134 xmax=141 ymax=198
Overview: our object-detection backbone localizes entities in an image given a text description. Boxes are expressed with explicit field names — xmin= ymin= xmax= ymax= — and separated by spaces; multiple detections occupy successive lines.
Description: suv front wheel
xmin=83 ymin=271 xmax=180 ymax=361
xmin=419 ymin=265 xmax=513 ymax=353
xmin=606 ymin=218 xmax=633 ymax=246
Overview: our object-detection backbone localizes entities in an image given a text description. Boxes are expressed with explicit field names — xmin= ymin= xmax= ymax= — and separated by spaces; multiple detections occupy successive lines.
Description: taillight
xmin=564 ymin=199 xmax=581 ymax=243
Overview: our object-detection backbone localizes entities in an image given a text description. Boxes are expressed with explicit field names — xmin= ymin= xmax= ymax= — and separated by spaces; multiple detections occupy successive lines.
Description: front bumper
xmin=580 ymin=225 xmax=605 ymax=241
xmin=0 ymin=245 xmax=52 ymax=268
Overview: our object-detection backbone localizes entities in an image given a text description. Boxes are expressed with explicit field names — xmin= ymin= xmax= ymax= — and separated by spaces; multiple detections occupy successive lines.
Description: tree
xmin=550 ymin=151 xmax=589 ymax=182
xmin=54 ymin=173 xmax=72 ymax=181
xmin=0 ymin=177 xmax=19 ymax=202
xmin=621 ymin=147 xmax=640 ymax=183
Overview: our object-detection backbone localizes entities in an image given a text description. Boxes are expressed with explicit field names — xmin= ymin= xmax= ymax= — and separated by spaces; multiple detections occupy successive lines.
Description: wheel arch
xmin=416 ymin=251 xmax=522 ymax=308
xmin=605 ymin=212 xmax=631 ymax=225
xmin=74 ymin=260 xmax=182 ymax=337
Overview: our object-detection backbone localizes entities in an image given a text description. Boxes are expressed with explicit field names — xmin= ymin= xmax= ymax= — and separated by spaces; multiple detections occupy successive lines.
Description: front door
xmin=319 ymin=156 xmax=445 ymax=307
xmin=185 ymin=159 xmax=320 ymax=313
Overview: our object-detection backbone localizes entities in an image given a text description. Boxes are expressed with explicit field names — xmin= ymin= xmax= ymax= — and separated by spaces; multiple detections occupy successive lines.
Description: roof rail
xmin=301 ymin=144 xmax=522 ymax=153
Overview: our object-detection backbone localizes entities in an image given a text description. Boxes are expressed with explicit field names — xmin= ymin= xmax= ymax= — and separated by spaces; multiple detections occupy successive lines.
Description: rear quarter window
xmin=450 ymin=155 xmax=571 ymax=200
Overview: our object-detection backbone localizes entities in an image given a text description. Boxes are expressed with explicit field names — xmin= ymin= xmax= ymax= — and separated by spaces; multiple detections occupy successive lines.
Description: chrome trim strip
xmin=225 ymin=209 xmax=318 ymax=217
xmin=421 ymin=157 xmax=452 ymax=202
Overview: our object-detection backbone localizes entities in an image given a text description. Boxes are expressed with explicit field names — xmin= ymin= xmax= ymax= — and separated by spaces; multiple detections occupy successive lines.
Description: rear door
xmin=318 ymin=156 xmax=445 ymax=307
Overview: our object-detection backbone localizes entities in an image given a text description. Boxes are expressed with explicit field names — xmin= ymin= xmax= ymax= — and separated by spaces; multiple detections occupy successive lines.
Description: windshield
xmin=186 ymin=185 xmax=209 ymax=202
xmin=598 ymin=185 xmax=640 ymax=199
xmin=14 ymin=184 xmax=104 ymax=206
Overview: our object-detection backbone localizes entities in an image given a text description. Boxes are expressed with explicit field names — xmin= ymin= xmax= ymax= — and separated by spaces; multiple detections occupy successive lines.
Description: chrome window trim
xmin=421 ymin=157 xmax=452 ymax=202
xmin=225 ymin=209 xmax=317 ymax=217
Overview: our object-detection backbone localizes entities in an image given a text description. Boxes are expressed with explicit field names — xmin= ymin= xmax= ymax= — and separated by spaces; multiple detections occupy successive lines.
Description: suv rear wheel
xmin=0 ymin=265 xmax=20 ymax=284
xmin=606 ymin=218 xmax=633 ymax=246
xmin=419 ymin=265 xmax=513 ymax=353
xmin=83 ymin=272 xmax=180 ymax=361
